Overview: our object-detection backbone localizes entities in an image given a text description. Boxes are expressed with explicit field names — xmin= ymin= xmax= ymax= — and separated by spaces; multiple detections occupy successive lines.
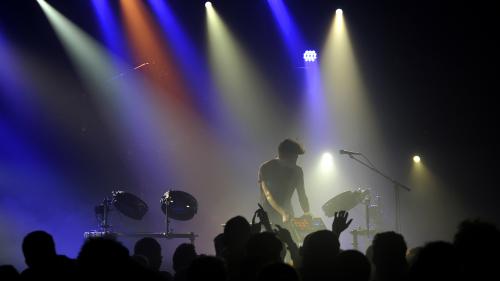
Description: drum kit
xmin=85 ymin=190 xmax=198 ymax=243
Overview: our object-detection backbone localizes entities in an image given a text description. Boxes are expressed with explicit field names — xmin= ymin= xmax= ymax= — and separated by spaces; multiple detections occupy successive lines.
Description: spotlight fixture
xmin=413 ymin=155 xmax=421 ymax=163
xmin=303 ymin=50 xmax=317 ymax=62
xmin=205 ymin=2 xmax=212 ymax=8
xmin=336 ymin=9 xmax=343 ymax=16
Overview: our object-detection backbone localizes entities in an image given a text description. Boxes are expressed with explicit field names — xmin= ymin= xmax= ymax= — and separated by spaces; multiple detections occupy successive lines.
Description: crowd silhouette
xmin=1 ymin=208 xmax=498 ymax=281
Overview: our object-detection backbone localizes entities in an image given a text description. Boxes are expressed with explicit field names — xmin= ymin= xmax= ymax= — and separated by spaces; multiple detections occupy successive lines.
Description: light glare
xmin=320 ymin=152 xmax=334 ymax=172
xmin=205 ymin=2 xmax=212 ymax=8
xmin=413 ymin=155 xmax=421 ymax=163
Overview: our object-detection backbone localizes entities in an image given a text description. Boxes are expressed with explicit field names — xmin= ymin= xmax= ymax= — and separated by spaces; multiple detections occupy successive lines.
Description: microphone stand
xmin=344 ymin=153 xmax=410 ymax=232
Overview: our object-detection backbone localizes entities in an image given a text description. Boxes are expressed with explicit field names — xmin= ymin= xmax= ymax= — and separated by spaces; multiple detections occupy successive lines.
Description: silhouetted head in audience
xmin=213 ymin=233 xmax=225 ymax=257
xmin=300 ymin=230 xmax=340 ymax=266
xmin=257 ymin=263 xmax=299 ymax=281
xmin=334 ymin=250 xmax=371 ymax=281
xmin=246 ymin=232 xmax=283 ymax=265
xmin=134 ymin=237 xmax=163 ymax=271
xmin=243 ymin=232 xmax=284 ymax=280
xmin=224 ymin=216 xmax=251 ymax=251
xmin=372 ymin=231 xmax=408 ymax=281
xmin=173 ymin=243 xmax=197 ymax=273
xmin=409 ymin=241 xmax=458 ymax=281
xmin=131 ymin=254 xmax=149 ymax=268
xmin=22 ymin=230 xmax=57 ymax=268
xmin=78 ymin=238 xmax=130 ymax=277
xmin=299 ymin=230 xmax=340 ymax=281
xmin=187 ymin=255 xmax=227 ymax=281
xmin=365 ymin=245 xmax=373 ymax=261
xmin=453 ymin=219 xmax=500 ymax=279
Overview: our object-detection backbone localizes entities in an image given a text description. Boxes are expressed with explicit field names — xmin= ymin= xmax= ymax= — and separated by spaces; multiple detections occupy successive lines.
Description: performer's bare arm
xmin=260 ymin=180 xmax=290 ymax=222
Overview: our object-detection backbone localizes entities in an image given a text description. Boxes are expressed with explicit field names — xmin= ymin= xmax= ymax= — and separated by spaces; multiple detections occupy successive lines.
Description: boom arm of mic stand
xmin=345 ymin=154 xmax=410 ymax=233
xmin=346 ymin=154 xmax=411 ymax=191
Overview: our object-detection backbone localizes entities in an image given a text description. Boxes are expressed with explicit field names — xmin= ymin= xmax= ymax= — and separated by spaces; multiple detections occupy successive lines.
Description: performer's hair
xmin=278 ymin=139 xmax=305 ymax=156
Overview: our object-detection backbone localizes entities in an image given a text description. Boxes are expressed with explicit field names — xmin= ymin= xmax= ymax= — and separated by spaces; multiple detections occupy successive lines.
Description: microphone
xmin=339 ymin=149 xmax=362 ymax=156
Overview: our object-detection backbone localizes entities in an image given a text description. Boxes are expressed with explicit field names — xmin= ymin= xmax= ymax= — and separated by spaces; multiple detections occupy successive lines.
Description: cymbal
xmin=112 ymin=191 xmax=149 ymax=220
xmin=161 ymin=190 xmax=198 ymax=221
xmin=321 ymin=189 xmax=369 ymax=217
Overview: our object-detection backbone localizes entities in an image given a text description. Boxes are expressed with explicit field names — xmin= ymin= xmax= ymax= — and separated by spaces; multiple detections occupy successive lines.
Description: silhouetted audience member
xmin=241 ymin=232 xmax=284 ymax=281
xmin=0 ymin=265 xmax=20 ymax=281
xmin=134 ymin=237 xmax=173 ymax=280
xmin=371 ymin=231 xmax=409 ymax=281
xmin=453 ymin=219 xmax=500 ymax=280
xmin=333 ymin=249 xmax=371 ymax=281
xmin=365 ymin=245 xmax=376 ymax=281
xmin=222 ymin=216 xmax=252 ymax=281
xmin=78 ymin=237 xmax=161 ymax=280
xmin=246 ymin=232 xmax=283 ymax=265
xmin=21 ymin=230 xmax=77 ymax=280
xmin=9 ymin=216 xmax=500 ymax=281
xmin=78 ymin=238 xmax=130 ymax=278
xmin=187 ymin=255 xmax=227 ymax=281
xmin=257 ymin=262 xmax=299 ymax=281
xmin=134 ymin=237 xmax=163 ymax=270
xmin=299 ymin=230 xmax=340 ymax=281
xmin=131 ymin=254 xmax=149 ymax=268
xmin=213 ymin=233 xmax=225 ymax=258
xmin=409 ymin=241 xmax=458 ymax=281
xmin=173 ymin=243 xmax=197 ymax=281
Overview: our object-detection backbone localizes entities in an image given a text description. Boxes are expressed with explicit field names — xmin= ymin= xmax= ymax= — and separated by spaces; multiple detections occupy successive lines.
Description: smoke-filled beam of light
xmin=38 ymin=0 xmax=180 ymax=189
xmin=147 ymin=0 xmax=218 ymax=118
xmin=206 ymin=4 xmax=282 ymax=141
xmin=266 ymin=0 xmax=305 ymax=64
xmin=121 ymin=0 xmax=236 ymax=190
xmin=37 ymin=0 xmax=122 ymax=97
xmin=147 ymin=0 xmax=248 ymax=163
xmin=302 ymin=61 xmax=335 ymax=152
xmin=0 ymin=29 xmax=38 ymax=117
xmin=0 ymin=28 xmax=91 ymax=262
xmin=321 ymin=11 xmax=384 ymax=154
xmin=120 ymin=0 xmax=192 ymax=106
xmin=91 ymin=0 xmax=131 ymax=63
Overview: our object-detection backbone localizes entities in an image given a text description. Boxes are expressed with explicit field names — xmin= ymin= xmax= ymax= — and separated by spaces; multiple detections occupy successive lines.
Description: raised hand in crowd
xmin=331 ymin=210 xmax=353 ymax=237
xmin=274 ymin=225 xmax=301 ymax=266
xmin=251 ymin=204 xmax=273 ymax=233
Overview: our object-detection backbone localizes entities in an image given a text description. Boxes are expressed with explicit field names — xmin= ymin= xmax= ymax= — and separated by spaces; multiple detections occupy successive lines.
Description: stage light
xmin=320 ymin=152 xmax=334 ymax=172
xmin=336 ymin=9 xmax=343 ymax=16
xmin=303 ymin=50 xmax=317 ymax=62
xmin=205 ymin=2 xmax=212 ymax=8
xmin=413 ymin=155 xmax=421 ymax=163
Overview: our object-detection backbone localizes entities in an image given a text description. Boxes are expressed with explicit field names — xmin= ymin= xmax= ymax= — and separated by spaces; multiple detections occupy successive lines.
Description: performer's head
xmin=278 ymin=139 xmax=305 ymax=163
